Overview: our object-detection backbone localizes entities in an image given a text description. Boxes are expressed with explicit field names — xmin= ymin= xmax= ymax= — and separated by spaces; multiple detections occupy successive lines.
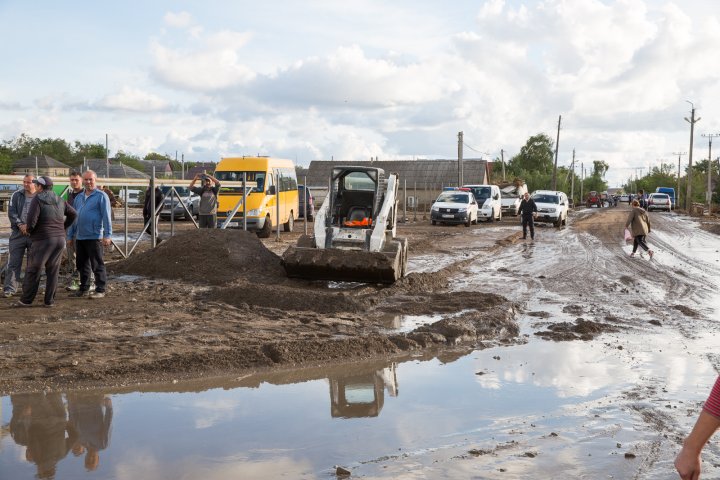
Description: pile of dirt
xmin=111 ymin=229 xmax=285 ymax=285
xmin=534 ymin=318 xmax=620 ymax=341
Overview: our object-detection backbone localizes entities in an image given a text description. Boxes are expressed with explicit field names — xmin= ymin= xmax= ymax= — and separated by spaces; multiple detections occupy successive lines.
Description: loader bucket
xmin=282 ymin=242 xmax=404 ymax=284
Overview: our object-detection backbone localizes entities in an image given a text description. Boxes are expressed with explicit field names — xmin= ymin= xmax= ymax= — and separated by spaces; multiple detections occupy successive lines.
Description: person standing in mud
xmin=16 ymin=176 xmax=77 ymax=307
xmin=142 ymin=184 xmax=163 ymax=236
xmin=189 ymin=172 xmax=221 ymax=228
xmin=676 ymin=376 xmax=720 ymax=479
xmin=65 ymin=171 xmax=84 ymax=291
xmin=518 ymin=192 xmax=538 ymax=240
xmin=67 ymin=170 xmax=112 ymax=299
xmin=3 ymin=174 xmax=36 ymax=298
xmin=625 ymin=199 xmax=653 ymax=258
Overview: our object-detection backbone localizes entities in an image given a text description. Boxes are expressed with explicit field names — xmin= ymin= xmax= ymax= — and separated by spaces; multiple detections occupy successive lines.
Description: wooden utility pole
xmin=685 ymin=102 xmax=701 ymax=211
xmin=457 ymin=131 xmax=464 ymax=187
xmin=501 ymin=149 xmax=506 ymax=182
xmin=701 ymin=133 xmax=720 ymax=214
xmin=552 ymin=115 xmax=561 ymax=190
xmin=570 ymin=149 xmax=576 ymax=205
xmin=673 ymin=152 xmax=686 ymax=209
xmin=580 ymin=162 xmax=584 ymax=202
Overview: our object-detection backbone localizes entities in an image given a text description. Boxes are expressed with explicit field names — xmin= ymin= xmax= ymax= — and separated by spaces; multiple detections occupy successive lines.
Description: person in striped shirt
xmin=675 ymin=377 xmax=720 ymax=479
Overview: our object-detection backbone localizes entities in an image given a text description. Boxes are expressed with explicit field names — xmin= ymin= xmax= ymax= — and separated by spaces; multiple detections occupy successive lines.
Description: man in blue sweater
xmin=66 ymin=170 xmax=112 ymax=299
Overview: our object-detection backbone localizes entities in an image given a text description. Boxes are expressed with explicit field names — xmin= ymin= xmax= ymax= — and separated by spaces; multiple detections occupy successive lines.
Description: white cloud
xmin=150 ymin=30 xmax=256 ymax=91
xmin=164 ymin=11 xmax=193 ymax=28
xmin=96 ymin=86 xmax=171 ymax=112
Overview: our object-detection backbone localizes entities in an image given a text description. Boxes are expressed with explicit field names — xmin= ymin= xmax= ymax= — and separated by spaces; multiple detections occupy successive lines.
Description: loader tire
xmin=257 ymin=215 xmax=272 ymax=238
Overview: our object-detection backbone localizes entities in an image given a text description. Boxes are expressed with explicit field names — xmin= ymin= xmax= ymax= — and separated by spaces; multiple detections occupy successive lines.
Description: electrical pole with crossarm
xmin=701 ymin=133 xmax=720 ymax=214
xmin=673 ymin=152 xmax=686 ymax=209
xmin=684 ymin=101 xmax=701 ymax=211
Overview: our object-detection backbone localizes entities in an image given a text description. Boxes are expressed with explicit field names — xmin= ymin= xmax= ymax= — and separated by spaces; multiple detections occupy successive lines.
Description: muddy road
xmin=1 ymin=205 xmax=720 ymax=478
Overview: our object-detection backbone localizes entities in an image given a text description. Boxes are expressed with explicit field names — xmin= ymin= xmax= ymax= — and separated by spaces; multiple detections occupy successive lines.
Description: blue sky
xmin=2 ymin=0 xmax=719 ymax=186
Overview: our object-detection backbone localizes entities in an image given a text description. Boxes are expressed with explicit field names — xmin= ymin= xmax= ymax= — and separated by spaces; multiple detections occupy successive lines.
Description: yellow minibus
xmin=214 ymin=156 xmax=299 ymax=237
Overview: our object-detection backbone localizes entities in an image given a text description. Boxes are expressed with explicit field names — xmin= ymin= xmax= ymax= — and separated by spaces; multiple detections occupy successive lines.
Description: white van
xmin=462 ymin=184 xmax=502 ymax=222
xmin=119 ymin=189 xmax=142 ymax=206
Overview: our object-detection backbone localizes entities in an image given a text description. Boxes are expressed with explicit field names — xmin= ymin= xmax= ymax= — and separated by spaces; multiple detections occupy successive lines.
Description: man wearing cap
xmin=189 ymin=172 xmax=221 ymax=228
xmin=66 ymin=170 xmax=112 ymax=299
xmin=4 ymin=174 xmax=37 ymax=297
xmin=16 ymin=176 xmax=77 ymax=307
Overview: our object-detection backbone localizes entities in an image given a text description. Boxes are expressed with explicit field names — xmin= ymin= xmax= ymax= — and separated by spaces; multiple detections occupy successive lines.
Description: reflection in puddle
xmin=3 ymin=330 xmax=716 ymax=479
xmin=378 ymin=310 xmax=476 ymax=333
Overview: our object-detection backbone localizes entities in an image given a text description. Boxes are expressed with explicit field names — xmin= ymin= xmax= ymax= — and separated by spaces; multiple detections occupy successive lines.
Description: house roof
xmin=138 ymin=159 xmax=172 ymax=176
xmin=81 ymin=159 xmax=149 ymax=179
xmin=14 ymin=155 xmax=71 ymax=169
xmin=305 ymin=159 xmax=488 ymax=188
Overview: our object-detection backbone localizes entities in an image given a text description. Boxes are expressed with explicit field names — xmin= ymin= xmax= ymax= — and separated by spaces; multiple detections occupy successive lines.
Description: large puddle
xmin=3 ymin=211 xmax=720 ymax=478
xmin=2 ymin=323 xmax=718 ymax=479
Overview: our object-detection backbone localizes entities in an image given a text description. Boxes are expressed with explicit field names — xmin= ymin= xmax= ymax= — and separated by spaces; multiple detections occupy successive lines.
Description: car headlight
xmin=431 ymin=205 xmax=439 ymax=212
xmin=458 ymin=207 xmax=467 ymax=213
xmin=247 ymin=208 xmax=261 ymax=216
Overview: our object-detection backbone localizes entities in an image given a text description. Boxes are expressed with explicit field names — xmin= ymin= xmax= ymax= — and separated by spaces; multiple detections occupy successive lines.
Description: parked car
xmin=159 ymin=186 xmax=200 ymax=220
xmin=462 ymin=184 xmax=502 ymax=222
xmin=619 ymin=193 xmax=630 ymax=203
xmin=586 ymin=191 xmax=602 ymax=208
xmin=500 ymin=182 xmax=527 ymax=216
xmin=532 ymin=190 xmax=569 ymax=228
xmin=298 ymin=185 xmax=315 ymax=221
xmin=647 ymin=192 xmax=672 ymax=212
xmin=430 ymin=190 xmax=478 ymax=227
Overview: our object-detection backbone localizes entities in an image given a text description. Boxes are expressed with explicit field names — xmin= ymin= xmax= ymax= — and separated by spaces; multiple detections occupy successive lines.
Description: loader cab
xmin=329 ymin=167 xmax=384 ymax=228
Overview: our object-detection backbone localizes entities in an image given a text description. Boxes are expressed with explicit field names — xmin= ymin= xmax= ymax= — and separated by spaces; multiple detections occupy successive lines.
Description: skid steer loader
xmin=282 ymin=166 xmax=408 ymax=284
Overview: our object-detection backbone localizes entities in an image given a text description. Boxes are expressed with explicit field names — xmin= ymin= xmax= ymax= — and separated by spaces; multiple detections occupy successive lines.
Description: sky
xmin=2 ymin=0 xmax=720 ymax=187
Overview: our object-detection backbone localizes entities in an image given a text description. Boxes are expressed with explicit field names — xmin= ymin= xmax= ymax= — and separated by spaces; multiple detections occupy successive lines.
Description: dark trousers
xmin=198 ymin=214 xmax=217 ymax=228
xmin=21 ymin=237 xmax=65 ymax=305
xmin=522 ymin=216 xmax=535 ymax=239
xmin=633 ymin=235 xmax=649 ymax=253
xmin=75 ymin=240 xmax=107 ymax=293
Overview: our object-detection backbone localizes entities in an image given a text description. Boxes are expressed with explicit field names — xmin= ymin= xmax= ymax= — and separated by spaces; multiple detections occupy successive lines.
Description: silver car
xmin=159 ymin=186 xmax=200 ymax=220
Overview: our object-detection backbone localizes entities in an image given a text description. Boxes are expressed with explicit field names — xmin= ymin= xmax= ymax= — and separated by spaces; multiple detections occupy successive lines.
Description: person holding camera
xmin=189 ymin=173 xmax=221 ymax=228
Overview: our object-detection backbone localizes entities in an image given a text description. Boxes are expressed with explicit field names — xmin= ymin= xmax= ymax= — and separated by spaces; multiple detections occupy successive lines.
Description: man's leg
xmin=4 ymin=236 xmax=31 ymax=295
xmin=75 ymin=240 xmax=92 ymax=292
xmin=521 ymin=218 xmax=528 ymax=239
xmin=529 ymin=218 xmax=535 ymax=240
xmin=20 ymin=240 xmax=48 ymax=305
xmin=43 ymin=237 xmax=66 ymax=306
xmin=88 ymin=240 xmax=107 ymax=293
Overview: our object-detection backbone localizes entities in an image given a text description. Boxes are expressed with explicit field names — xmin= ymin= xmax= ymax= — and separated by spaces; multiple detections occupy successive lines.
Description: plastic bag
xmin=624 ymin=228 xmax=633 ymax=244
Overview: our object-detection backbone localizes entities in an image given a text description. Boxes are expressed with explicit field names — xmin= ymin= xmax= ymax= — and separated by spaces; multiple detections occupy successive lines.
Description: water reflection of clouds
xmin=474 ymin=342 xmax=630 ymax=398
xmin=114 ymin=452 xmax=314 ymax=480
xmin=188 ymin=397 xmax=243 ymax=429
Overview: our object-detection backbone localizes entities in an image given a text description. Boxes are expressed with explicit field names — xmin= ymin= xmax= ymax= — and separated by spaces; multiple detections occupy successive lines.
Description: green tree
xmin=72 ymin=141 xmax=107 ymax=165
xmin=115 ymin=150 xmax=144 ymax=173
xmin=144 ymin=152 xmax=172 ymax=162
xmin=508 ymin=133 xmax=554 ymax=174
xmin=0 ymin=151 xmax=13 ymax=174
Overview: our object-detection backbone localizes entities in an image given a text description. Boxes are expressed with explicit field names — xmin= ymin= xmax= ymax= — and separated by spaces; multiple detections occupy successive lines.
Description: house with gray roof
xmin=81 ymin=159 xmax=149 ymax=179
xmin=13 ymin=155 xmax=72 ymax=177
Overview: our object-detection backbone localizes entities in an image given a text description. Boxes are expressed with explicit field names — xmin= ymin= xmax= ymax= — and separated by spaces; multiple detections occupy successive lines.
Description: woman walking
xmin=625 ymin=199 xmax=653 ymax=258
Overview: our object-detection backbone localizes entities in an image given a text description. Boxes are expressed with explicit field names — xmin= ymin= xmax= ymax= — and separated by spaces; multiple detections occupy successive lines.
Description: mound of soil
xmin=111 ymin=229 xmax=285 ymax=285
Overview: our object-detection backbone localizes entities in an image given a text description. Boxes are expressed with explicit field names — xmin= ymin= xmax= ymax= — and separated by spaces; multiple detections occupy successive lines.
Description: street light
xmin=684 ymin=101 xmax=701 ymax=211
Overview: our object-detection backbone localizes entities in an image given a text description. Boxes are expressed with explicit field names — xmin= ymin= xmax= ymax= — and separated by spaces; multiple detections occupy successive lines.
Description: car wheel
xmin=431 ymin=220 xmax=436 ymax=225
xmin=465 ymin=217 xmax=471 ymax=227
xmin=184 ymin=205 xmax=193 ymax=221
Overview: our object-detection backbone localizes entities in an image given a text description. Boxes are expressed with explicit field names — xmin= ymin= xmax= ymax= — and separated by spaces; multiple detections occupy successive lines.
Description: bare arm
xmin=676 ymin=410 xmax=720 ymax=479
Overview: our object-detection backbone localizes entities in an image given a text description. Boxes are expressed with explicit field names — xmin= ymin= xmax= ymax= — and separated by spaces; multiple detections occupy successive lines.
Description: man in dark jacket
xmin=17 ymin=176 xmax=77 ymax=307
xmin=518 ymin=191 xmax=538 ymax=241
xmin=64 ymin=171 xmax=84 ymax=291
xmin=142 ymin=185 xmax=164 ymax=236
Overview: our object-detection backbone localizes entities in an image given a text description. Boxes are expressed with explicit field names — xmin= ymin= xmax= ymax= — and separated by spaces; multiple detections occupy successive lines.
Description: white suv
xmin=531 ymin=190 xmax=569 ymax=228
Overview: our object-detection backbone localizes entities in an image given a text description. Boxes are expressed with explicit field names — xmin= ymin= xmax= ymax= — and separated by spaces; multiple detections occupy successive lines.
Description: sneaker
xmin=14 ymin=300 xmax=32 ymax=307
xmin=69 ymin=290 xmax=90 ymax=298
xmin=648 ymin=250 xmax=654 ymax=259
xmin=89 ymin=291 xmax=105 ymax=299
xmin=43 ymin=303 xmax=55 ymax=308
xmin=629 ymin=252 xmax=635 ymax=257
xmin=3 ymin=290 xmax=13 ymax=298
xmin=65 ymin=282 xmax=79 ymax=292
